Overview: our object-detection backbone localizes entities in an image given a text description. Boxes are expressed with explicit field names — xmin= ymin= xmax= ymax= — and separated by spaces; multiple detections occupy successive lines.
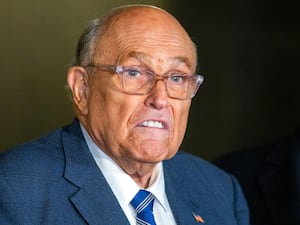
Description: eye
xmin=124 ymin=67 xmax=143 ymax=78
xmin=169 ymin=74 xmax=187 ymax=84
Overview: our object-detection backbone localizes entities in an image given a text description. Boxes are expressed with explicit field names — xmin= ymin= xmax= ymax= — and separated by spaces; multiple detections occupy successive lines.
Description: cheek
xmin=172 ymin=102 xmax=191 ymax=142
xmin=88 ymin=89 xmax=140 ymax=142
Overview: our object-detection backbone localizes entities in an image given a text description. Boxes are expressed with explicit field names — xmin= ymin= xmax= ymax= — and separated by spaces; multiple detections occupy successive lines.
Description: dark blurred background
xmin=1 ymin=0 xmax=299 ymax=160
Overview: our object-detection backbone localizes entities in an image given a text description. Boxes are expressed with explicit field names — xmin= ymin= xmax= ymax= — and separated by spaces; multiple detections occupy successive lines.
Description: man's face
xmin=80 ymin=8 xmax=197 ymax=171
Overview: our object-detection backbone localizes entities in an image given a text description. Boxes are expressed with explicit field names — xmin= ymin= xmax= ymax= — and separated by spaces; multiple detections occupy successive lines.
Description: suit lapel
xmin=163 ymin=159 xmax=210 ymax=225
xmin=61 ymin=119 xmax=130 ymax=225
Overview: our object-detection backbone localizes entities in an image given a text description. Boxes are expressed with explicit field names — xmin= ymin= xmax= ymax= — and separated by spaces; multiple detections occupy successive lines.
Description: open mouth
xmin=139 ymin=120 xmax=165 ymax=129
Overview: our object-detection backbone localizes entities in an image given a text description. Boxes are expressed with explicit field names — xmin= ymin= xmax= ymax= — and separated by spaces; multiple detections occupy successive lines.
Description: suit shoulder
xmin=164 ymin=151 xmax=246 ymax=210
xmin=0 ymin=127 xmax=65 ymax=176
xmin=166 ymin=151 xmax=231 ymax=181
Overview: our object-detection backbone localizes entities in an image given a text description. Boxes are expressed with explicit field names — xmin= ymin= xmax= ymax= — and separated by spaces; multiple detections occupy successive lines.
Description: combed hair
xmin=70 ymin=5 xmax=134 ymax=67
xmin=71 ymin=19 xmax=102 ymax=66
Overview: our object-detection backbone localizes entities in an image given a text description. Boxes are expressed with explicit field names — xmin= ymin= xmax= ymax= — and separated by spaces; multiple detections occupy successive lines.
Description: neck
xmin=121 ymin=161 xmax=157 ymax=188
xmin=131 ymin=173 xmax=152 ymax=188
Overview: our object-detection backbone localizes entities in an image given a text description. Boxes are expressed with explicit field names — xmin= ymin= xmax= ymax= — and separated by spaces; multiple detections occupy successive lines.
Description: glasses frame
xmin=84 ymin=64 xmax=204 ymax=100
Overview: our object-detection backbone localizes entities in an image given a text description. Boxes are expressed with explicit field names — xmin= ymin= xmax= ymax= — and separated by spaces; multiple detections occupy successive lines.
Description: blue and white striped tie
xmin=130 ymin=190 xmax=157 ymax=225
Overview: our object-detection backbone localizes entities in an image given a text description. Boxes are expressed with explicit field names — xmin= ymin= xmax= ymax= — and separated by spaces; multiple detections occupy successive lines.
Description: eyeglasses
xmin=84 ymin=64 xmax=204 ymax=100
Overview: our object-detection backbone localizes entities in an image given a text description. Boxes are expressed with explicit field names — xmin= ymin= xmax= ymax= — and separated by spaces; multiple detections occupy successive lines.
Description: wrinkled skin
xmin=67 ymin=6 xmax=197 ymax=187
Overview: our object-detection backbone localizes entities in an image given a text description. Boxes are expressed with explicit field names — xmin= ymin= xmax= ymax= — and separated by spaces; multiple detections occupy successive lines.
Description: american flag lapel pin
xmin=193 ymin=212 xmax=205 ymax=223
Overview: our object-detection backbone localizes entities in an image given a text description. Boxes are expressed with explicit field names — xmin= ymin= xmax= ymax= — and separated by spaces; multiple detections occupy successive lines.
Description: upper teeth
xmin=142 ymin=121 xmax=164 ymax=128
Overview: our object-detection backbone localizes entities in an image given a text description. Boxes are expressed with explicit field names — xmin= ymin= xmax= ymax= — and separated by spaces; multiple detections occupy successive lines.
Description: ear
xmin=67 ymin=66 xmax=89 ymax=115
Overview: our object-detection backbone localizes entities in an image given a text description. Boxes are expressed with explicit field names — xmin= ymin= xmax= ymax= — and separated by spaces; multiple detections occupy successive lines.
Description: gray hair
xmin=70 ymin=5 xmax=198 ymax=70
xmin=70 ymin=6 xmax=122 ymax=66
xmin=71 ymin=19 xmax=101 ymax=66
xmin=70 ymin=5 xmax=143 ymax=67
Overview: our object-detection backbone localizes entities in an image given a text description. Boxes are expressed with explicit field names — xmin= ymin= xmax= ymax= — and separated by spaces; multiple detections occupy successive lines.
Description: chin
xmin=139 ymin=147 xmax=175 ymax=163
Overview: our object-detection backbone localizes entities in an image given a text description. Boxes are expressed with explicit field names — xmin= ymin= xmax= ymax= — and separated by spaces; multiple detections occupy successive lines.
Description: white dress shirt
xmin=80 ymin=125 xmax=177 ymax=225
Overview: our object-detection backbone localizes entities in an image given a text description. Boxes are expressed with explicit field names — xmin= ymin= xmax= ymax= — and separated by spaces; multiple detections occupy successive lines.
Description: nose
xmin=144 ymin=79 xmax=169 ymax=109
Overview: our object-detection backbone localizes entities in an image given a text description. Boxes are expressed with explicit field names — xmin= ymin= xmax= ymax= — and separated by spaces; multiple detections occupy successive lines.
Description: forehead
xmin=95 ymin=6 xmax=196 ymax=69
xmin=119 ymin=51 xmax=194 ymax=70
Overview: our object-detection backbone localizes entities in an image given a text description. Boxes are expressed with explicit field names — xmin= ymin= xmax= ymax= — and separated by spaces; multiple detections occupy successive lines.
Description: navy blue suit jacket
xmin=213 ymin=127 xmax=300 ymax=225
xmin=0 ymin=119 xmax=249 ymax=225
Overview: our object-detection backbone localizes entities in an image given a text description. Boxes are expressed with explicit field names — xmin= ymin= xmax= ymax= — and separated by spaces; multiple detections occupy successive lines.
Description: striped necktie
xmin=130 ymin=189 xmax=157 ymax=225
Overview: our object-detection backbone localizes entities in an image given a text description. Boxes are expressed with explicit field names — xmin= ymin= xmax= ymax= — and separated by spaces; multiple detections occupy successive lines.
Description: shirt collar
xmin=80 ymin=124 xmax=169 ymax=211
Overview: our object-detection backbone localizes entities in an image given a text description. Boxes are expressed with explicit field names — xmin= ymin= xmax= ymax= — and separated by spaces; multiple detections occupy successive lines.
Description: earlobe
xmin=67 ymin=66 xmax=89 ymax=115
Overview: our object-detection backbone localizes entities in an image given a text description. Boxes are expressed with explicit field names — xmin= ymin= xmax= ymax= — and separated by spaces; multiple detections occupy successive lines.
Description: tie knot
xmin=130 ymin=190 xmax=155 ymax=213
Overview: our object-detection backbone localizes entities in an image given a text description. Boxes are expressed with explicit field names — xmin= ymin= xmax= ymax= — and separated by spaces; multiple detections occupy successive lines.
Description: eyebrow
xmin=127 ymin=51 xmax=193 ymax=70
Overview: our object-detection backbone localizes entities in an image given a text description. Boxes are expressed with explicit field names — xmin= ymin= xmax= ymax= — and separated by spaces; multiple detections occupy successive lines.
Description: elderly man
xmin=0 ymin=5 xmax=249 ymax=225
